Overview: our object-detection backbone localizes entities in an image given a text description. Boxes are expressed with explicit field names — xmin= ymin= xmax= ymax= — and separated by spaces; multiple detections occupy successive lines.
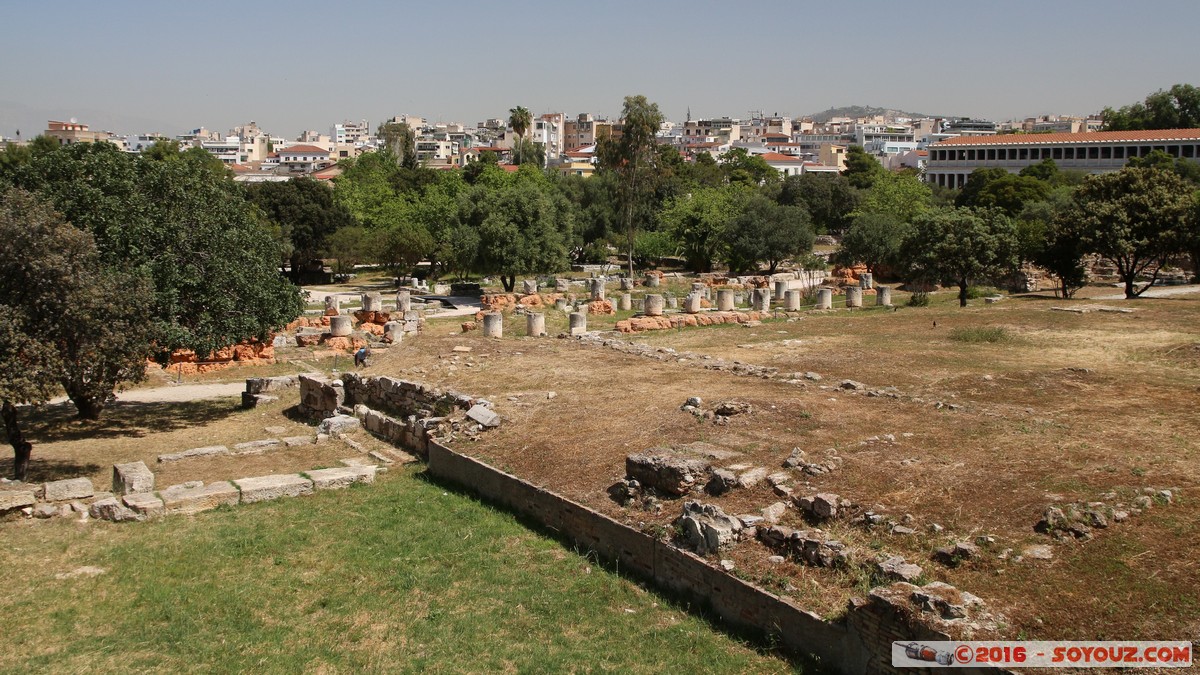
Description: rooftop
xmin=932 ymin=128 xmax=1200 ymax=147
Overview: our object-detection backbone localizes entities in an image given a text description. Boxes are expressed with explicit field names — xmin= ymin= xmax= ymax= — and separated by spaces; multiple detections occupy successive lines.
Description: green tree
xmin=1019 ymin=158 xmax=1059 ymax=182
xmin=632 ymin=230 xmax=676 ymax=269
xmin=842 ymin=145 xmax=885 ymax=189
xmin=778 ymin=173 xmax=860 ymax=234
xmin=142 ymin=139 xmax=183 ymax=161
xmin=1018 ymin=190 xmax=1087 ymax=298
xmin=324 ymin=225 xmax=373 ymax=276
xmin=1126 ymin=149 xmax=1200 ymax=184
xmin=719 ymin=147 xmax=779 ymax=187
xmin=900 ymin=207 xmax=1020 ymax=307
xmin=459 ymin=180 xmax=570 ymax=291
xmin=8 ymin=142 xmax=303 ymax=363
xmin=662 ymin=186 xmax=741 ymax=273
xmin=1066 ymin=167 xmax=1197 ymax=298
xmin=597 ymin=95 xmax=665 ymax=277
xmin=1102 ymin=83 xmax=1200 ymax=131
xmin=858 ymin=171 xmax=933 ymax=223
xmin=958 ymin=171 xmax=1050 ymax=217
xmin=511 ymin=137 xmax=545 ymax=167
xmin=508 ymin=106 xmax=533 ymax=165
xmin=954 ymin=168 xmax=1010 ymax=209
xmin=1 ymin=189 xmax=154 ymax=476
xmin=833 ymin=211 xmax=910 ymax=275
xmin=377 ymin=121 xmax=419 ymax=169
xmin=246 ymin=177 xmax=358 ymax=282
xmin=724 ymin=195 xmax=814 ymax=275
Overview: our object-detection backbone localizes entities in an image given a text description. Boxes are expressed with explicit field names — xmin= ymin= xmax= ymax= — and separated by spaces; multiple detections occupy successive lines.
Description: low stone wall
xmin=290 ymin=374 xmax=1008 ymax=673
xmin=423 ymin=441 xmax=1008 ymax=674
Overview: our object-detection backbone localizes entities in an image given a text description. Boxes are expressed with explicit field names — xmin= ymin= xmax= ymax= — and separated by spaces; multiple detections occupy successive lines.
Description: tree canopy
xmin=900 ymin=207 xmax=1019 ymax=307
xmin=1064 ymin=167 xmax=1197 ymax=298
xmin=597 ymin=95 xmax=665 ymax=277
xmin=1102 ymin=83 xmax=1200 ymax=131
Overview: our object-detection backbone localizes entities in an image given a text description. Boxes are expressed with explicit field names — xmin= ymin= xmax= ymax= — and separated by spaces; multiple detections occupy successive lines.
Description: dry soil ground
xmin=360 ymin=285 xmax=1200 ymax=642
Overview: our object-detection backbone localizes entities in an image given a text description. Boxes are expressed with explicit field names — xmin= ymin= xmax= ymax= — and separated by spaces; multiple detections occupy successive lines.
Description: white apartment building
xmin=333 ymin=119 xmax=371 ymax=146
xmin=276 ymin=144 xmax=333 ymax=174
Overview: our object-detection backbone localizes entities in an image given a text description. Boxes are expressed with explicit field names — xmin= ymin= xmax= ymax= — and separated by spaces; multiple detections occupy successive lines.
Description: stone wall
xmin=295 ymin=374 xmax=1008 ymax=674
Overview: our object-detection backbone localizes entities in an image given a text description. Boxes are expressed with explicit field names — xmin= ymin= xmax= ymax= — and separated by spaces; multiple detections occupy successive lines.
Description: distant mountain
xmin=806 ymin=105 xmax=941 ymax=123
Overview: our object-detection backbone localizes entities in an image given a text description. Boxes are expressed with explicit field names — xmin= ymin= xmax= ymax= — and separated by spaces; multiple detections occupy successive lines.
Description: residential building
xmin=819 ymin=144 xmax=848 ymax=170
xmin=333 ymin=119 xmax=371 ymax=145
xmin=941 ymin=118 xmax=997 ymax=136
xmin=760 ymin=152 xmax=807 ymax=177
xmin=44 ymin=120 xmax=116 ymax=146
xmin=556 ymin=148 xmax=596 ymax=178
xmin=416 ymin=138 xmax=457 ymax=167
xmin=121 ymin=133 xmax=169 ymax=153
xmin=683 ymin=117 xmax=741 ymax=144
xmin=564 ymin=114 xmax=613 ymax=151
xmin=276 ymin=144 xmax=333 ymax=174
xmin=925 ymin=128 xmax=1200 ymax=188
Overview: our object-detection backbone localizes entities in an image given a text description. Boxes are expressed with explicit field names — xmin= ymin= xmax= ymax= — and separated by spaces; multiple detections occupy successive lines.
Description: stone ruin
xmin=296 ymin=372 xmax=499 ymax=458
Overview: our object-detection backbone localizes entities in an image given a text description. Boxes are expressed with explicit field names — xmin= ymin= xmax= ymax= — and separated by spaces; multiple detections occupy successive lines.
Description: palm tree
xmin=508 ymin=106 xmax=532 ymax=164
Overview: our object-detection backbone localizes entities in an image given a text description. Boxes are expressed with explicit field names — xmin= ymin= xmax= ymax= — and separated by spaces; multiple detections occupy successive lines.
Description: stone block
xmin=234 ymin=474 xmax=314 ymax=503
xmin=233 ymin=438 xmax=281 ymax=454
xmin=317 ymin=414 xmax=360 ymax=435
xmin=0 ymin=490 xmax=36 ymax=512
xmin=466 ymin=404 xmax=500 ymax=428
xmin=112 ymin=461 xmax=155 ymax=495
xmin=89 ymin=497 xmax=139 ymax=522
xmin=158 ymin=445 xmax=230 ymax=463
xmin=44 ymin=477 xmax=95 ymax=502
xmin=161 ymin=481 xmax=240 ymax=515
xmin=626 ymin=452 xmax=710 ymax=497
xmin=245 ymin=375 xmax=298 ymax=395
xmin=122 ymin=492 xmax=165 ymax=518
xmin=282 ymin=436 xmax=316 ymax=447
xmin=306 ymin=466 xmax=377 ymax=490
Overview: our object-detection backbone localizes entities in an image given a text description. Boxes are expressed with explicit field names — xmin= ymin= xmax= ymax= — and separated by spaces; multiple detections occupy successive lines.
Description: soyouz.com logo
xmin=891 ymin=641 xmax=1192 ymax=668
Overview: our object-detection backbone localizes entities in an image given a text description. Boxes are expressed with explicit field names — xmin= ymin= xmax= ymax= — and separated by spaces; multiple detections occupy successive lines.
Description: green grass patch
xmin=0 ymin=469 xmax=793 ymax=673
xmin=949 ymin=326 xmax=1009 ymax=343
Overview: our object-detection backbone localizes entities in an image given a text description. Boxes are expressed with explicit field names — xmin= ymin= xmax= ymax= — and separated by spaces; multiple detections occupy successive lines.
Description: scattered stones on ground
xmin=758 ymin=525 xmax=853 ymax=568
xmin=876 ymin=556 xmax=924 ymax=583
xmin=112 ymin=461 xmax=154 ymax=496
xmin=158 ymin=445 xmax=230 ymax=463
xmin=44 ymin=478 xmax=94 ymax=502
xmin=932 ymin=541 xmax=980 ymax=567
xmin=625 ymin=451 xmax=710 ymax=497
xmin=675 ymin=501 xmax=745 ymax=555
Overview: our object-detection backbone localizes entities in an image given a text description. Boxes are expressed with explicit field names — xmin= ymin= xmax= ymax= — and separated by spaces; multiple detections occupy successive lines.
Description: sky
xmin=2 ymin=0 xmax=1198 ymax=139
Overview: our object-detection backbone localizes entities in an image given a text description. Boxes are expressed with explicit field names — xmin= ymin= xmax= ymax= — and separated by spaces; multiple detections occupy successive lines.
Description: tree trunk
xmin=958 ymin=278 xmax=969 ymax=307
xmin=501 ymin=274 xmax=515 ymax=293
xmin=2 ymin=401 xmax=32 ymax=481
xmin=70 ymin=394 xmax=106 ymax=421
xmin=1124 ymin=275 xmax=1137 ymax=300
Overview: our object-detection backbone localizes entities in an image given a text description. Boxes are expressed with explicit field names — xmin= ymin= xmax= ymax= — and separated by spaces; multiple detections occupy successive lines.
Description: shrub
xmin=965 ymin=285 xmax=1003 ymax=299
xmin=950 ymin=326 xmax=1008 ymax=343
xmin=907 ymin=291 xmax=930 ymax=307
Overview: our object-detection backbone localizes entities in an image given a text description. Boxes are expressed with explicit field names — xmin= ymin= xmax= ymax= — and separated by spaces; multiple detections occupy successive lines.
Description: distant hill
xmin=806 ymin=105 xmax=940 ymax=123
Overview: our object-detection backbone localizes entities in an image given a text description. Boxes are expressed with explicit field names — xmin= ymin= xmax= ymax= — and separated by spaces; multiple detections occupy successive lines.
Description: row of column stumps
xmin=481 ymin=279 xmax=894 ymax=338
xmin=323 ymin=291 xmax=414 ymax=315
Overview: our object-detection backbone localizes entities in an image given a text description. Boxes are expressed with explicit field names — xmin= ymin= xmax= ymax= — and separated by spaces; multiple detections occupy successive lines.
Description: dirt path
xmin=1095 ymin=284 xmax=1200 ymax=300
xmin=50 ymin=382 xmax=245 ymax=407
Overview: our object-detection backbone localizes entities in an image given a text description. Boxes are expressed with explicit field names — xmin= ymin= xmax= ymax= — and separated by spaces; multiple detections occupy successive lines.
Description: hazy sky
xmin=2 ymin=0 xmax=1197 ymax=139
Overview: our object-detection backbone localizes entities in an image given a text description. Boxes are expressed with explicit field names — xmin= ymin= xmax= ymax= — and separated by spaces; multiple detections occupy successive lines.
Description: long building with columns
xmin=925 ymin=128 xmax=1200 ymax=188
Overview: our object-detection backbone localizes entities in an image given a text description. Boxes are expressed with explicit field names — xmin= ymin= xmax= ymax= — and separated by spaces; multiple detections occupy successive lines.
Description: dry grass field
xmin=5 ymin=281 xmax=1198 ymax=664
xmin=365 ymin=285 xmax=1200 ymax=642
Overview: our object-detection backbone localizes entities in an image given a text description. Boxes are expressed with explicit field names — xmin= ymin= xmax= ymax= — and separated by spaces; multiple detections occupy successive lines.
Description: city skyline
xmin=2 ymin=0 xmax=1198 ymax=139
